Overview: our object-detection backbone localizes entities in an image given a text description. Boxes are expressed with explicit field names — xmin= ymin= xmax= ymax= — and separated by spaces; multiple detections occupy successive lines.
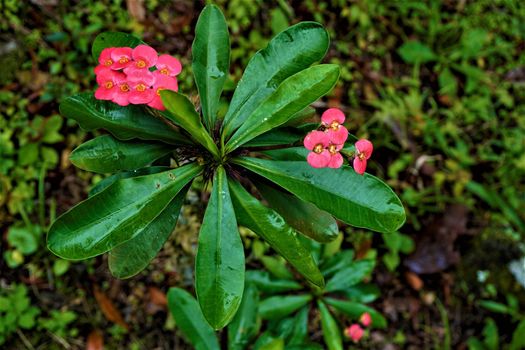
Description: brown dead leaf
xmin=93 ymin=286 xmax=129 ymax=330
xmin=86 ymin=330 xmax=104 ymax=350
xmin=405 ymin=271 xmax=424 ymax=291
xmin=126 ymin=0 xmax=145 ymax=22
xmin=148 ymin=287 xmax=167 ymax=306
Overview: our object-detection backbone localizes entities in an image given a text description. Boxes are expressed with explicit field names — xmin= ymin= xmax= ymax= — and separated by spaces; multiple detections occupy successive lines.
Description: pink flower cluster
xmin=303 ymin=108 xmax=373 ymax=175
xmin=94 ymin=45 xmax=181 ymax=110
xmin=344 ymin=312 xmax=372 ymax=343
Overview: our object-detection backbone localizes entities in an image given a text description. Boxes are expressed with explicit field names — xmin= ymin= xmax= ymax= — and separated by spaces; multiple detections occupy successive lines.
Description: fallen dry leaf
xmin=86 ymin=330 xmax=104 ymax=350
xmin=148 ymin=287 xmax=167 ymax=306
xmin=405 ymin=271 xmax=424 ymax=291
xmin=93 ymin=286 xmax=129 ymax=330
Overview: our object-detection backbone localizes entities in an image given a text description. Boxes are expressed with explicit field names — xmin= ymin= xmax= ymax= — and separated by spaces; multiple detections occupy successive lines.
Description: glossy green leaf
xmin=108 ymin=185 xmax=189 ymax=279
xmin=288 ymin=307 xmax=309 ymax=345
xmin=47 ymin=163 xmax=202 ymax=260
xmin=283 ymin=107 xmax=316 ymax=127
xmin=261 ymin=147 xmax=308 ymax=161
xmin=260 ymin=256 xmax=294 ymax=280
xmin=70 ymin=135 xmax=172 ymax=174
xmin=92 ymin=31 xmax=143 ymax=60
xmin=167 ymin=288 xmax=220 ymax=350
xmin=196 ymin=166 xmax=244 ymax=329
xmin=225 ymin=65 xmax=339 ymax=153
xmin=192 ymin=4 xmax=230 ymax=130
xmin=228 ymin=179 xmax=324 ymax=287
xmin=60 ymin=93 xmax=188 ymax=145
xmin=259 ymin=295 xmax=311 ymax=320
xmin=254 ymin=335 xmax=285 ymax=350
xmin=256 ymin=181 xmax=338 ymax=243
xmin=325 ymin=259 xmax=375 ymax=292
xmin=245 ymin=270 xmax=302 ymax=294
xmin=222 ymin=22 xmax=329 ymax=139
xmin=160 ymin=90 xmax=220 ymax=159
xmin=324 ymin=297 xmax=387 ymax=329
xmin=343 ymin=284 xmax=381 ymax=303
xmin=89 ymin=166 xmax=169 ymax=197
xmin=318 ymin=300 xmax=343 ymax=350
xmin=234 ymin=157 xmax=406 ymax=233
xmin=243 ymin=128 xmax=303 ymax=148
xmin=320 ymin=250 xmax=355 ymax=278
xmin=228 ymin=283 xmax=260 ymax=350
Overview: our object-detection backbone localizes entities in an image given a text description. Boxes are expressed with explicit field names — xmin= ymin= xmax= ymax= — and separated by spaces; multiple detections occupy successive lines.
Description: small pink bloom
xmin=127 ymin=70 xmax=156 ymax=105
xmin=94 ymin=70 xmax=124 ymax=101
xmin=113 ymin=77 xmax=132 ymax=106
xmin=327 ymin=143 xmax=343 ymax=169
xmin=322 ymin=108 xmax=348 ymax=145
xmin=360 ymin=313 xmax=372 ymax=327
xmin=110 ymin=47 xmax=133 ymax=70
xmin=321 ymin=108 xmax=345 ymax=125
xmin=148 ymin=74 xmax=179 ymax=110
xmin=345 ymin=324 xmax=364 ymax=343
xmin=94 ymin=65 xmax=111 ymax=76
xmin=124 ymin=45 xmax=158 ymax=73
xmin=304 ymin=131 xmax=331 ymax=168
xmin=98 ymin=47 xmax=115 ymax=68
xmin=353 ymin=139 xmax=373 ymax=175
xmin=156 ymin=54 xmax=182 ymax=77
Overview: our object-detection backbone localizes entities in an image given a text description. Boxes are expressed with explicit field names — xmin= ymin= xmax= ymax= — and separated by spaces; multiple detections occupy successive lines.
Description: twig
xmin=17 ymin=329 xmax=35 ymax=350
xmin=48 ymin=331 xmax=71 ymax=350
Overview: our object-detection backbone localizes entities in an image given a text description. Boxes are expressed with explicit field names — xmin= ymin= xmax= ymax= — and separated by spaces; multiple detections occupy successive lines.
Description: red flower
xmin=110 ymin=47 xmax=133 ymax=70
xmin=322 ymin=108 xmax=348 ymax=145
xmin=148 ymin=73 xmax=179 ymax=110
xmin=156 ymin=54 xmax=182 ymax=77
xmin=94 ymin=70 xmax=124 ymax=101
xmin=304 ymin=131 xmax=331 ymax=168
xmin=124 ymin=45 xmax=158 ymax=74
xmin=327 ymin=143 xmax=343 ymax=169
xmin=360 ymin=312 xmax=372 ymax=327
xmin=127 ymin=69 xmax=156 ymax=104
xmin=345 ymin=324 xmax=364 ymax=342
xmin=353 ymin=139 xmax=373 ymax=175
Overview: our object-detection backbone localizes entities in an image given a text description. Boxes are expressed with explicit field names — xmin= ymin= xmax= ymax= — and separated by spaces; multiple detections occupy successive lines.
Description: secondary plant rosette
xmin=47 ymin=5 xmax=406 ymax=330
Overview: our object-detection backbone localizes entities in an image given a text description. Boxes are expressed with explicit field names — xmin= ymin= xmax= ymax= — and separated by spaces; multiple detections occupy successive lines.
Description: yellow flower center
xmin=136 ymin=83 xmax=147 ymax=92
xmin=119 ymin=57 xmax=129 ymax=64
xmin=156 ymin=87 xmax=164 ymax=96
xmin=137 ymin=60 xmax=146 ymax=68
xmin=313 ymin=144 xmax=324 ymax=154
xmin=104 ymin=59 xmax=113 ymax=66
xmin=328 ymin=144 xmax=338 ymax=154
xmin=330 ymin=121 xmax=340 ymax=131
xmin=120 ymin=83 xmax=130 ymax=92
xmin=160 ymin=68 xmax=169 ymax=75
xmin=105 ymin=81 xmax=114 ymax=89
xmin=357 ymin=151 xmax=366 ymax=161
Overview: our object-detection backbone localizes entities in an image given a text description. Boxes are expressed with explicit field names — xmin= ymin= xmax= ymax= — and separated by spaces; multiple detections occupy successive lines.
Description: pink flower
xmin=112 ymin=77 xmax=131 ymax=106
xmin=345 ymin=324 xmax=364 ymax=343
xmin=148 ymin=73 xmax=179 ymax=110
xmin=327 ymin=143 xmax=343 ymax=169
xmin=353 ymin=139 xmax=373 ymax=175
xmin=94 ymin=70 xmax=125 ymax=101
xmin=360 ymin=312 xmax=372 ymax=327
xmin=110 ymin=47 xmax=133 ymax=70
xmin=322 ymin=108 xmax=348 ymax=145
xmin=304 ymin=131 xmax=331 ymax=168
xmin=124 ymin=45 xmax=158 ymax=73
xmin=156 ymin=54 xmax=182 ymax=77
xmin=127 ymin=69 xmax=156 ymax=104
xmin=98 ymin=47 xmax=115 ymax=67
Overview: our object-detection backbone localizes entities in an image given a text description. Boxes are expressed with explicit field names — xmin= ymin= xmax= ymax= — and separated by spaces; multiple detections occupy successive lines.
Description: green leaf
xmin=70 ymin=135 xmax=172 ymax=174
xmin=318 ymin=300 xmax=342 ymax=350
xmin=167 ymin=288 xmax=220 ymax=350
xmin=288 ymin=307 xmax=309 ymax=345
xmin=108 ymin=185 xmax=189 ymax=278
xmin=260 ymin=256 xmax=294 ymax=280
xmin=47 ymin=163 xmax=202 ymax=260
xmin=92 ymin=31 xmax=143 ymax=60
xmin=228 ymin=179 xmax=324 ymax=287
xmin=479 ymin=300 xmax=514 ymax=315
xmin=60 ymin=93 xmax=188 ymax=145
xmin=89 ymin=166 xmax=170 ymax=197
xmin=482 ymin=318 xmax=499 ymax=350
xmin=259 ymin=295 xmax=311 ymax=320
xmin=160 ymin=90 xmax=220 ymax=159
xmin=192 ymin=4 xmax=230 ymax=130
xmin=325 ymin=259 xmax=375 ymax=292
xmin=228 ymin=283 xmax=260 ymax=350
xmin=196 ymin=166 xmax=245 ymax=329
xmin=225 ymin=64 xmax=339 ymax=153
xmin=397 ymin=41 xmax=437 ymax=64
xmin=256 ymin=181 xmax=338 ymax=243
xmin=7 ymin=226 xmax=39 ymax=255
xmin=262 ymin=147 xmax=308 ymax=161
xmin=324 ymin=297 xmax=387 ymax=329
xmin=320 ymin=250 xmax=355 ymax=278
xmin=243 ymin=128 xmax=303 ymax=148
xmin=222 ymin=22 xmax=329 ymax=139
xmin=234 ymin=157 xmax=406 ymax=233
xmin=245 ymin=270 xmax=302 ymax=294
xmin=510 ymin=319 xmax=525 ymax=350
